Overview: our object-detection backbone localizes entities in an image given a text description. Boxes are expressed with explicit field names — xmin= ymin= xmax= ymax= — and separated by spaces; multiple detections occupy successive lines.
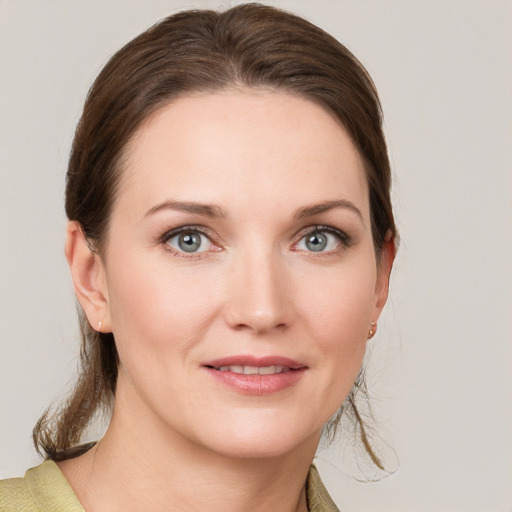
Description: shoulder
xmin=306 ymin=464 xmax=340 ymax=512
xmin=0 ymin=460 xmax=84 ymax=512
xmin=0 ymin=473 xmax=37 ymax=512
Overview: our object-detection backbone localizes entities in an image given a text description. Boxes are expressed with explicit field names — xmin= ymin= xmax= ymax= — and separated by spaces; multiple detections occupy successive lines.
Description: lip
xmin=201 ymin=355 xmax=308 ymax=395
xmin=204 ymin=355 xmax=306 ymax=369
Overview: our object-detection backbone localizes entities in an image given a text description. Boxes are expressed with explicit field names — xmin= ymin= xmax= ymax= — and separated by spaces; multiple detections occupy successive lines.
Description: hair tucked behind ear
xmin=33 ymin=2 xmax=396 ymax=469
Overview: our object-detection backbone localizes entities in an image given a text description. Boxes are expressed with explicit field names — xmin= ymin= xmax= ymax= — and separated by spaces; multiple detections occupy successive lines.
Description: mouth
xmin=201 ymin=356 xmax=307 ymax=395
xmin=207 ymin=364 xmax=294 ymax=375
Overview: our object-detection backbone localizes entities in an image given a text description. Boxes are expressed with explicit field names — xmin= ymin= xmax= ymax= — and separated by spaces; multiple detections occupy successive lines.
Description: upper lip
xmin=202 ymin=355 xmax=306 ymax=370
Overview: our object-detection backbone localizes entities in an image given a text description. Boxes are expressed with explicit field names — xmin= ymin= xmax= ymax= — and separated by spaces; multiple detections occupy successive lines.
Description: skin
xmin=61 ymin=90 xmax=394 ymax=512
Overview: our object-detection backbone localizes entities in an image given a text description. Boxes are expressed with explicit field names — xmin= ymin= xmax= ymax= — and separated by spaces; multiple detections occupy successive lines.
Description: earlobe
xmin=65 ymin=221 xmax=111 ymax=332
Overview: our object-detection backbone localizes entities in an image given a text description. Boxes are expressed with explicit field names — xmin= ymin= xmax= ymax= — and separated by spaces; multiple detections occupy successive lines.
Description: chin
xmin=202 ymin=437 xmax=308 ymax=460
xmin=188 ymin=418 xmax=322 ymax=461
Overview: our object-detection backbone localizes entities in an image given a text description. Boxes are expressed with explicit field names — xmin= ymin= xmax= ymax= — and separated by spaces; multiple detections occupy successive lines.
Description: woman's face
xmin=95 ymin=90 xmax=392 ymax=459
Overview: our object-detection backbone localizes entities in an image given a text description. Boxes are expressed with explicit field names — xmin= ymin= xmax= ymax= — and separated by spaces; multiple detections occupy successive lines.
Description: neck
xmin=59 ymin=378 xmax=320 ymax=512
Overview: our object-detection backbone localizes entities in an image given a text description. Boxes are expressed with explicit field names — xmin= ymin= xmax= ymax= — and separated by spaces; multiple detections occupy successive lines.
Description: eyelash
xmin=159 ymin=225 xmax=218 ymax=258
xmin=159 ymin=224 xmax=352 ymax=257
xmin=293 ymin=225 xmax=353 ymax=253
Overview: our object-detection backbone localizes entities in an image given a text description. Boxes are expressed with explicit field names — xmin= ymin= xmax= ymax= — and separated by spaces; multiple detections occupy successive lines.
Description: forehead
xmin=118 ymin=89 xmax=369 ymax=218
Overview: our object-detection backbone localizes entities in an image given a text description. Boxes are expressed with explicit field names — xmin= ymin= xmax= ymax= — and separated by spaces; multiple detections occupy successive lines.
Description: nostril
xmin=230 ymin=319 xmax=289 ymax=334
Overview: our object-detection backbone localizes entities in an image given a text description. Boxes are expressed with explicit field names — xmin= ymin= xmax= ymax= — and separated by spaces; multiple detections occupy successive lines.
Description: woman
xmin=0 ymin=4 xmax=395 ymax=511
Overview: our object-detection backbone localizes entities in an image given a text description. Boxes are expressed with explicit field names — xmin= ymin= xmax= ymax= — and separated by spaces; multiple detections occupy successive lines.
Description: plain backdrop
xmin=1 ymin=1 xmax=511 ymax=510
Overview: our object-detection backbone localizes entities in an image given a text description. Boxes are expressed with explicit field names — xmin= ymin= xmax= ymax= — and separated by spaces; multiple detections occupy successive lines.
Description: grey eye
xmin=296 ymin=230 xmax=340 ymax=253
xmin=167 ymin=231 xmax=212 ymax=253
xmin=305 ymin=232 xmax=328 ymax=252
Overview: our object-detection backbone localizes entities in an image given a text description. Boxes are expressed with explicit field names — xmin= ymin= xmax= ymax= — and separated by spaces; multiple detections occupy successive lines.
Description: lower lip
xmin=203 ymin=367 xmax=306 ymax=395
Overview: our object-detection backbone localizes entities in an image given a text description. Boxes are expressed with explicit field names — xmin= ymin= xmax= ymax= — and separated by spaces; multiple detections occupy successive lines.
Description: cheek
xmin=295 ymin=257 xmax=377 ymax=385
xmin=106 ymin=255 xmax=221 ymax=366
xmin=300 ymin=259 xmax=376 ymax=338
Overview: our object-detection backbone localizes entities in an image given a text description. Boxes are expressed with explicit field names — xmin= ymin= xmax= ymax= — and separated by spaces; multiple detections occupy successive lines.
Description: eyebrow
xmin=145 ymin=201 xmax=227 ymax=219
xmin=144 ymin=199 xmax=363 ymax=222
xmin=294 ymin=200 xmax=364 ymax=222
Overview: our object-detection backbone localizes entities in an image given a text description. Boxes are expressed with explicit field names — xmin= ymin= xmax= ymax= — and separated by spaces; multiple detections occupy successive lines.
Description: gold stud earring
xmin=368 ymin=321 xmax=376 ymax=339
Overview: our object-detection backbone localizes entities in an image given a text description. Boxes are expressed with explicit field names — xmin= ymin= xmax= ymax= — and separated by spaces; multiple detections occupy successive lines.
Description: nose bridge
xmin=224 ymin=242 xmax=290 ymax=333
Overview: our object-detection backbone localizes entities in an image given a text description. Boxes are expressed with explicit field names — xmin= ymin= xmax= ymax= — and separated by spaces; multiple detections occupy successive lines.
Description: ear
xmin=372 ymin=232 xmax=396 ymax=320
xmin=65 ymin=221 xmax=111 ymax=332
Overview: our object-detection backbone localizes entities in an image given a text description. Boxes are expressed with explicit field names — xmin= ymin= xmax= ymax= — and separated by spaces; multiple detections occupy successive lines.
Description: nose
xmin=223 ymin=248 xmax=292 ymax=334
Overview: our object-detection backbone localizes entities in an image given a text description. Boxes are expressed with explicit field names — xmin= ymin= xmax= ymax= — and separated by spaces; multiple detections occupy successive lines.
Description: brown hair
xmin=34 ymin=2 xmax=396 ymax=469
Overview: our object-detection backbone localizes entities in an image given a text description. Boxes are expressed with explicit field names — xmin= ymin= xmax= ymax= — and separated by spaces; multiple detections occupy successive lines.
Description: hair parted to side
xmin=34 ymin=3 xmax=396 ymax=469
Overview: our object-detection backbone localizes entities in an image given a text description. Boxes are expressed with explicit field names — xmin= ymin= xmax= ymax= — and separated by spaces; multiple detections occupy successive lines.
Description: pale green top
xmin=0 ymin=460 xmax=339 ymax=511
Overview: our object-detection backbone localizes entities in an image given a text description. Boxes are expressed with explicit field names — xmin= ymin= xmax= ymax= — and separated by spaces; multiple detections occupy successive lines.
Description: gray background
xmin=1 ymin=1 xmax=511 ymax=510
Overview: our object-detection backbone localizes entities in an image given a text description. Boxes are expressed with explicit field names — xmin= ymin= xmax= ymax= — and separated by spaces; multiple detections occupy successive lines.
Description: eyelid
xmin=158 ymin=224 xmax=222 ymax=258
xmin=157 ymin=223 xmax=352 ymax=255
xmin=159 ymin=224 xmax=217 ymax=244
xmin=293 ymin=224 xmax=353 ymax=250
